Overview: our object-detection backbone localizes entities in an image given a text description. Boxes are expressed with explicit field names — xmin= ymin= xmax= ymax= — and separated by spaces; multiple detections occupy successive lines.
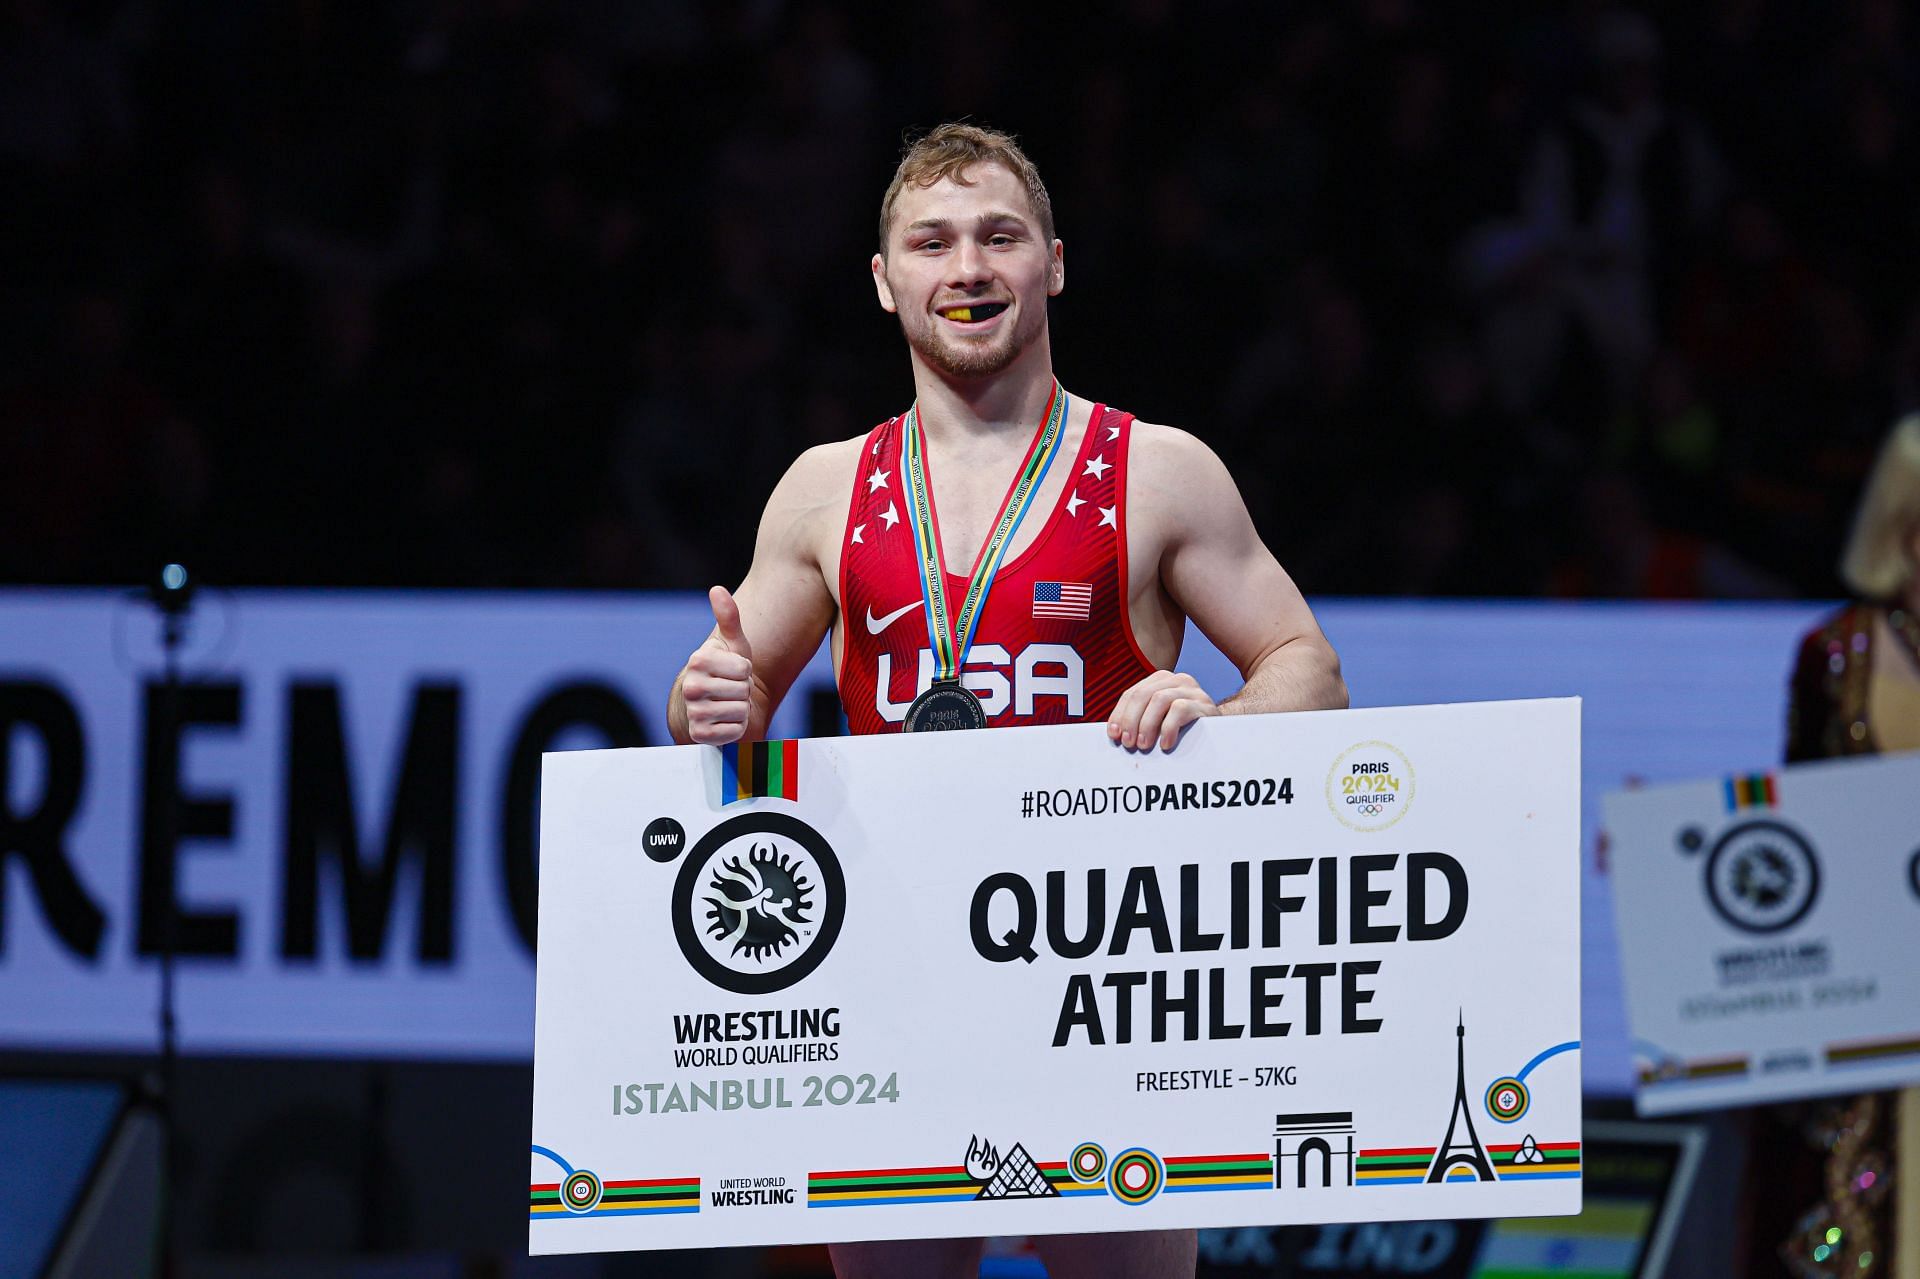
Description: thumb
xmin=709 ymin=585 xmax=752 ymax=657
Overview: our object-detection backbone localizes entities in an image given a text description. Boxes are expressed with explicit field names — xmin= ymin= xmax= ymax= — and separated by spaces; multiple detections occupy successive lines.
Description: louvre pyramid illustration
xmin=975 ymin=1142 xmax=1058 ymax=1199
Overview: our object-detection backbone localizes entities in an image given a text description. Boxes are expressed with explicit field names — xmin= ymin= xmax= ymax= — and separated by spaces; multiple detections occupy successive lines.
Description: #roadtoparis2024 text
xmin=1020 ymin=777 xmax=1293 ymax=819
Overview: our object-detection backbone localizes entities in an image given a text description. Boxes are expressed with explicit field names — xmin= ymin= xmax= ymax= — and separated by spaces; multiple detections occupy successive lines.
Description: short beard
xmin=900 ymin=301 xmax=1046 ymax=380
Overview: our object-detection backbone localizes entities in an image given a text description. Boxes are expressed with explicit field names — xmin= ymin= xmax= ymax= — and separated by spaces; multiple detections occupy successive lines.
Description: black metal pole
xmin=149 ymin=564 xmax=194 ymax=1279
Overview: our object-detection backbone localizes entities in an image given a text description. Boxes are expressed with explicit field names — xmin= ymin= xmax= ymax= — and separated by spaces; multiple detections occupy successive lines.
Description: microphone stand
xmin=148 ymin=563 xmax=195 ymax=1279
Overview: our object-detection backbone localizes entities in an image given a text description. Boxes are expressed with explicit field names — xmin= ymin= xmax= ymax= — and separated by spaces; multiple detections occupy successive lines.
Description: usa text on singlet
xmin=837 ymin=404 xmax=1157 ymax=734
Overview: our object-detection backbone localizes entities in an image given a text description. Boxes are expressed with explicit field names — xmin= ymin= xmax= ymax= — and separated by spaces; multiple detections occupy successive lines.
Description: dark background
xmin=3 ymin=1 xmax=1909 ymax=1275
xmin=6 ymin=0 xmax=1917 ymax=601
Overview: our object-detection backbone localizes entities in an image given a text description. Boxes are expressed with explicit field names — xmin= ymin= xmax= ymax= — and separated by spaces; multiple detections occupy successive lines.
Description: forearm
xmin=1220 ymin=635 xmax=1347 ymax=715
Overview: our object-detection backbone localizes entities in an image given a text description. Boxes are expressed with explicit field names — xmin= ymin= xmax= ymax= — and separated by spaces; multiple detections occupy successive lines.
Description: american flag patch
xmin=1032 ymin=581 xmax=1091 ymax=620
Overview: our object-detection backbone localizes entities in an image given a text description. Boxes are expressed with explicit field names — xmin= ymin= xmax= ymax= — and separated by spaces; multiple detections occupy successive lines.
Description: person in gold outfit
xmin=1765 ymin=415 xmax=1920 ymax=1278
xmin=1788 ymin=415 xmax=1920 ymax=763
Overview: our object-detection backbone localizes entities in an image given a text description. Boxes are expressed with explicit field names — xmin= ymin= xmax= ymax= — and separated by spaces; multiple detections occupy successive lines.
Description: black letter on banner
xmin=1261 ymin=858 xmax=1311 ymax=947
xmin=1407 ymin=852 xmax=1469 ymax=940
xmin=1052 ymin=974 xmax=1104 ymax=1046
xmin=1178 ymin=864 xmax=1223 ymax=951
xmin=970 ymin=873 xmax=1037 ymax=962
xmin=281 ymin=682 xmax=460 ymax=962
xmin=501 ymin=682 xmax=647 ymax=953
xmin=1342 ymin=960 xmax=1384 ymax=1033
xmin=0 ymin=681 xmax=102 ymax=957
xmin=1348 ymin=854 xmax=1400 ymax=944
xmin=138 ymin=681 xmax=242 ymax=957
xmin=1108 ymin=867 xmax=1173 ymax=955
xmin=1045 ymin=869 xmax=1105 ymax=959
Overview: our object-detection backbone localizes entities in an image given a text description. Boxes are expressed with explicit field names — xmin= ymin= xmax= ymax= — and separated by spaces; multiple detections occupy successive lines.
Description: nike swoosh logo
xmin=865 ymin=601 xmax=920 ymax=635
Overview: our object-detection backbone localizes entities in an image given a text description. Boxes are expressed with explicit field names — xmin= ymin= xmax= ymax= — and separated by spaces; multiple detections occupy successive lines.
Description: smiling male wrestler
xmin=670 ymin=122 xmax=1346 ymax=1279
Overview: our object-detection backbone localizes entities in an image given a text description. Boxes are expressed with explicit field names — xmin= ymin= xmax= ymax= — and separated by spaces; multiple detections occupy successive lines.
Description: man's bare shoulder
xmin=757 ymin=434 xmax=873 ymax=567
xmin=1126 ymin=420 xmax=1236 ymax=499
xmin=782 ymin=435 xmax=869 ymax=493
xmin=765 ymin=434 xmax=868 ymax=515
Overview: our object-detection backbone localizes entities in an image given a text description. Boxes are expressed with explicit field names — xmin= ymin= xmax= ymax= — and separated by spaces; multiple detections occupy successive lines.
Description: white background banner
xmin=1604 ymin=752 xmax=1920 ymax=1113
xmin=0 ymin=589 xmax=1827 ymax=1084
xmin=530 ymin=701 xmax=1582 ymax=1252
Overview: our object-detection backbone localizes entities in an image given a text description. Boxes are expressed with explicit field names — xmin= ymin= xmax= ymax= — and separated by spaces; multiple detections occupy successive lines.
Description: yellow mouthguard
xmin=945 ymin=307 xmax=973 ymax=322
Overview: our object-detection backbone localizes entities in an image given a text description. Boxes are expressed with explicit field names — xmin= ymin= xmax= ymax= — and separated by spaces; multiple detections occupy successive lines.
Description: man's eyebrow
xmin=903 ymin=210 xmax=1034 ymax=234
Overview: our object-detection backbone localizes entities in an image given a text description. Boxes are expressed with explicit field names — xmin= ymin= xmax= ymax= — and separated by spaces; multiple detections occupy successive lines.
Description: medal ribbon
xmin=903 ymin=381 xmax=1068 ymax=683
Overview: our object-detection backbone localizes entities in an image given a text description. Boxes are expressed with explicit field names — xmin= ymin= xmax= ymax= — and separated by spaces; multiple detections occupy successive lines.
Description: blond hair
xmin=877 ymin=123 xmax=1055 ymax=255
xmin=1840 ymin=415 xmax=1920 ymax=599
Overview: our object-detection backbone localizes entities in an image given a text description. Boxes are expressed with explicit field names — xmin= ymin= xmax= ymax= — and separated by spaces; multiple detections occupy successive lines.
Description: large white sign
xmin=529 ymin=700 xmax=1582 ymax=1253
xmin=1604 ymin=752 xmax=1920 ymax=1114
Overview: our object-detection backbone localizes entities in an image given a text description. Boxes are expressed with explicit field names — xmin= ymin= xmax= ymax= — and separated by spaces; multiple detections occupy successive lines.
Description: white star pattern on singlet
xmin=1083 ymin=455 xmax=1110 ymax=480
xmin=1107 ymin=425 xmax=1121 ymax=442
xmin=851 ymin=524 xmax=865 ymax=544
xmin=867 ymin=468 xmax=889 ymax=493
xmin=1065 ymin=491 xmax=1084 ymax=516
xmin=880 ymin=502 xmax=900 ymax=529
xmin=1098 ymin=505 xmax=1117 ymax=529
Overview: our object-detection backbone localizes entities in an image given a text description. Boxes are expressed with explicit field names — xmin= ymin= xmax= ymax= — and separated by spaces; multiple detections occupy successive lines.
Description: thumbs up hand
xmin=707 ymin=585 xmax=753 ymax=662
xmin=681 ymin=585 xmax=756 ymax=744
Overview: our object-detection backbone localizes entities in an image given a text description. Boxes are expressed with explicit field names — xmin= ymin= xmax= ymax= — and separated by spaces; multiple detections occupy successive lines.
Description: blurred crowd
xmin=4 ymin=0 xmax=1918 ymax=598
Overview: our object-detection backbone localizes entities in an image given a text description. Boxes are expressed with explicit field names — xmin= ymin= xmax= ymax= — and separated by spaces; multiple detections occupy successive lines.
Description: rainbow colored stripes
xmin=529 ymin=1176 xmax=700 ymax=1220
xmin=1042 ymin=1161 xmax=1109 ymax=1198
xmin=1827 ymin=1032 xmax=1920 ymax=1068
xmin=805 ymin=1151 xmax=1273 ymax=1208
xmin=1723 ymin=773 xmax=1777 ymax=812
xmin=1163 ymin=1153 xmax=1273 ymax=1193
xmin=1639 ymin=1053 xmax=1749 ymax=1086
xmin=1490 ymin=1141 xmax=1582 ymax=1180
xmin=1356 ymin=1142 xmax=1583 ymax=1185
xmin=720 ymin=740 xmax=799 ymax=804
xmin=807 ymin=1163 xmax=983 ymax=1207
xmin=1356 ymin=1147 xmax=1436 ymax=1186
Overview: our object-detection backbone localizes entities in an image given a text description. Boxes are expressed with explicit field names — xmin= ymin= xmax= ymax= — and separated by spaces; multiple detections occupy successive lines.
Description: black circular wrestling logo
xmin=1704 ymin=820 xmax=1820 ymax=934
xmin=672 ymin=813 xmax=845 ymax=994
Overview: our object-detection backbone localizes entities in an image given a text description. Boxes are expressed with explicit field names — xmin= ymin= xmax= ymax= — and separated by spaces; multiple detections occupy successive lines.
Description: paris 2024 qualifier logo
xmin=1326 ymin=741 xmax=1415 ymax=832
xmin=670 ymin=813 xmax=846 ymax=995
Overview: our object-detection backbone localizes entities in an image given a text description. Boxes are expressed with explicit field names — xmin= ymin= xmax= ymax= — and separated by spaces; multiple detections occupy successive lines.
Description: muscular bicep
xmin=1148 ymin=430 xmax=1331 ymax=681
xmin=724 ymin=447 xmax=845 ymax=710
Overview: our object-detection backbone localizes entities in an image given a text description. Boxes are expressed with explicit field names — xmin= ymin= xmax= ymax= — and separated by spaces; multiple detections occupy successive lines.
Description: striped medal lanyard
xmin=900 ymin=382 xmax=1068 ymax=730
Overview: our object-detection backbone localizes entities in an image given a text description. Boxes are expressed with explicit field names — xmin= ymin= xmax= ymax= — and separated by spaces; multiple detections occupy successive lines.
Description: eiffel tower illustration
xmin=1425 ymin=1010 xmax=1496 ymax=1183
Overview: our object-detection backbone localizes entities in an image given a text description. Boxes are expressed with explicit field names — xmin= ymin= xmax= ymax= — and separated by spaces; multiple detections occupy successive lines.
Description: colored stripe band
xmin=721 ymin=740 xmax=800 ymax=802
xmin=1827 ymin=1035 xmax=1920 ymax=1064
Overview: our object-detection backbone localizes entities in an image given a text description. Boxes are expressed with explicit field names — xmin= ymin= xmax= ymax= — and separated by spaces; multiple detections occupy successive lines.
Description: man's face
xmin=872 ymin=164 xmax=1063 ymax=380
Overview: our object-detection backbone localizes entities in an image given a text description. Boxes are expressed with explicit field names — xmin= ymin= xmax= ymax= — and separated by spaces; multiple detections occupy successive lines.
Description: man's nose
xmin=948 ymin=239 xmax=992 ymax=288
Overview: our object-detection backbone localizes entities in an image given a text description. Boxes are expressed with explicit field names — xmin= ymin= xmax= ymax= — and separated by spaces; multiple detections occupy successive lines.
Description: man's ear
xmin=871 ymin=253 xmax=898 ymax=313
xmin=1048 ymin=240 xmax=1065 ymax=297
